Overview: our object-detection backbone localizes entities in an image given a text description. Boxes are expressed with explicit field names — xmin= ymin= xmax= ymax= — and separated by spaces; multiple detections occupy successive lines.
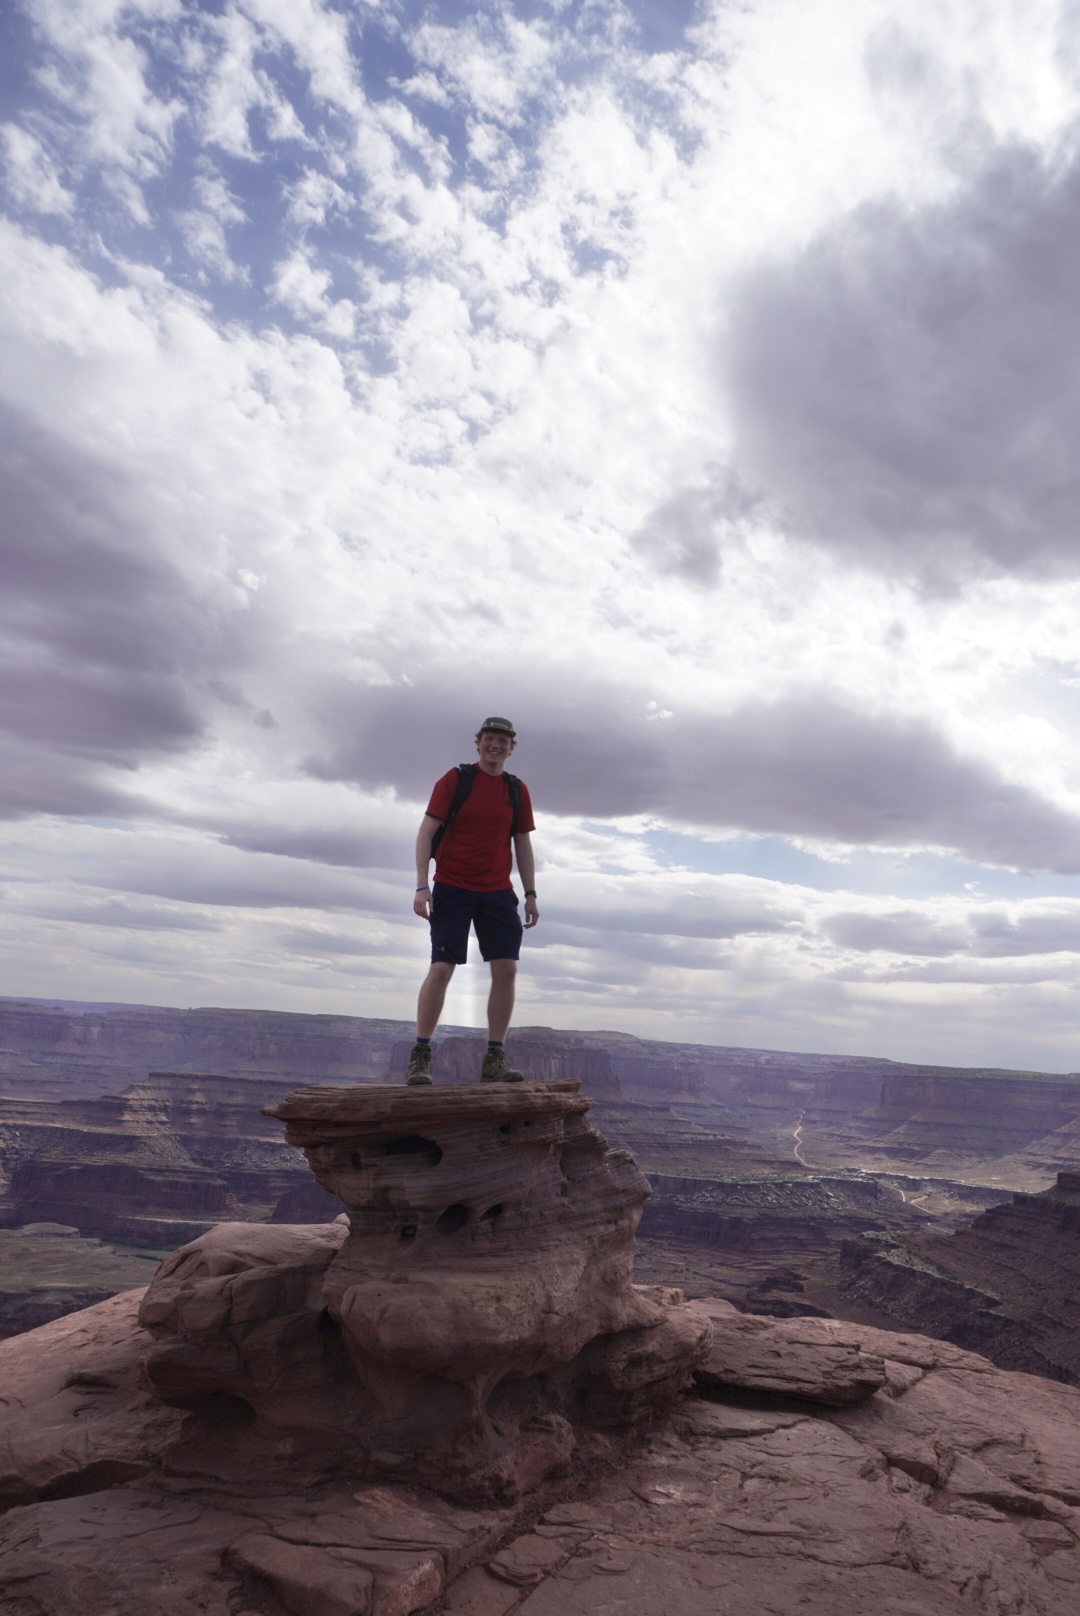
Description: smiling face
xmin=476 ymin=727 xmax=515 ymax=774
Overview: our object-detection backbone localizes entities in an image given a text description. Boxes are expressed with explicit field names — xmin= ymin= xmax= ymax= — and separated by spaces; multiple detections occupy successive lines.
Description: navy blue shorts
xmin=430 ymin=882 xmax=522 ymax=965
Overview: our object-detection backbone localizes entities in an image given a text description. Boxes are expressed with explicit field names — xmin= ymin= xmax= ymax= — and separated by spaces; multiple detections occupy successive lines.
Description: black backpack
xmin=430 ymin=763 xmax=522 ymax=856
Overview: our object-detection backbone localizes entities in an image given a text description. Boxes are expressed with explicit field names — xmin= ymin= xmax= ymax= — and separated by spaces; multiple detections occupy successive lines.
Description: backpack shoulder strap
xmin=504 ymin=772 xmax=521 ymax=837
xmin=430 ymin=764 xmax=478 ymax=857
xmin=451 ymin=762 xmax=479 ymax=810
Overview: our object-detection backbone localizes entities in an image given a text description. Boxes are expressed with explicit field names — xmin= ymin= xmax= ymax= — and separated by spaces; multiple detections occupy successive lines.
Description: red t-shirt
xmin=426 ymin=768 xmax=535 ymax=892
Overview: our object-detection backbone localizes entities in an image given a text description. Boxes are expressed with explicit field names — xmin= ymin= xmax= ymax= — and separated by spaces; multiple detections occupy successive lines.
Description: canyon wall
xmin=0 ymin=998 xmax=412 ymax=1102
xmin=7 ymin=997 xmax=1080 ymax=1194
xmin=838 ymin=1170 xmax=1080 ymax=1384
xmin=0 ymin=1071 xmax=339 ymax=1245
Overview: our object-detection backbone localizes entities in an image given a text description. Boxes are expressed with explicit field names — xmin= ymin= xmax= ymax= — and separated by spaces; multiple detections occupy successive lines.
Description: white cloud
xmin=0 ymin=123 xmax=73 ymax=215
xmin=176 ymin=171 xmax=250 ymax=282
xmin=270 ymin=246 xmax=356 ymax=334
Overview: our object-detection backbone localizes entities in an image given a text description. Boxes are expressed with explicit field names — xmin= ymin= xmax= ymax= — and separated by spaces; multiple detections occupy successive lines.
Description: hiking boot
xmin=405 ymin=1043 xmax=433 ymax=1085
xmin=480 ymin=1046 xmax=524 ymax=1083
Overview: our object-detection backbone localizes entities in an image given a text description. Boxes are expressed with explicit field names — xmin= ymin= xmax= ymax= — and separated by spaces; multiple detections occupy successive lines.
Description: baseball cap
xmin=479 ymin=715 xmax=516 ymax=736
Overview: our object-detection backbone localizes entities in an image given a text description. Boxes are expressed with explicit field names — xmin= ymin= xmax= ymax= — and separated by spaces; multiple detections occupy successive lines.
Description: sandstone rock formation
xmin=14 ymin=994 xmax=1080 ymax=1193
xmin=690 ymin=1297 xmax=889 ymax=1404
xmin=0 ymin=1050 xmax=945 ymax=1339
xmin=11 ymin=994 xmax=1080 ymax=1375
xmin=6 ymin=1281 xmax=1080 ymax=1612
xmin=134 ymin=1080 xmax=709 ymax=1503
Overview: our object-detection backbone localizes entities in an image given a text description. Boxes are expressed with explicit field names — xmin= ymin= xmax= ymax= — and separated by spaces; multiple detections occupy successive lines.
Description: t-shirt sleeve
xmin=516 ymin=781 xmax=536 ymax=834
xmin=426 ymin=770 xmax=458 ymax=821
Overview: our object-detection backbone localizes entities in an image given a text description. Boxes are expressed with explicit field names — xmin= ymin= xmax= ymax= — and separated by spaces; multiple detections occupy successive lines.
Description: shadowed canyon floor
xmin=4 ymin=1082 xmax=1080 ymax=1615
xmin=0 ymin=1224 xmax=163 ymax=1341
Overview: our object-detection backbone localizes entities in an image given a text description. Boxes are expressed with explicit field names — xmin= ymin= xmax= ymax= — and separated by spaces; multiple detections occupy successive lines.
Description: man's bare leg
xmin=486 ymin=959 xmax=517 ymax=1043
xmin=417 ymin=962 xmax=455 ymax=1039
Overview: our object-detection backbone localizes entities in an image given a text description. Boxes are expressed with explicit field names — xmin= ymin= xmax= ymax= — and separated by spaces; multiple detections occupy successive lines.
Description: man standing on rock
xmin=406 ymin=717 xmax=539 ymax=1086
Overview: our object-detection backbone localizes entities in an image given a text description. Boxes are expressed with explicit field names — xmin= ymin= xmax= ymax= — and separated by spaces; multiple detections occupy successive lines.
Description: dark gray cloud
xmin=825 ymin=909 xmax=969 ymax=956
xmin=0 ymin=408 xmax=206 ymax=818
xmin=217 ymin=822 xmax=411 ymax=870
xmin=13 ymin=893 xmax=222 ymax=933
xmin=78 ymin=836 xmax=402 ymax=914
xmin=0 ymin=735 xmax=148 ymax=820
xmin=273 ymin=924 xmax=404 ymax=959
xmin=970 ymin=907 xmax=1080 ymax=957
xmin=826 ymin=903 xmax=1080 ymax=959
xmin=306 ymin=670 xmax=1080 ymax=872
xmin=629 ymin=470 xmax=757 ymax=585
xmin=725 ymin=140 xmax=1080 ymax=580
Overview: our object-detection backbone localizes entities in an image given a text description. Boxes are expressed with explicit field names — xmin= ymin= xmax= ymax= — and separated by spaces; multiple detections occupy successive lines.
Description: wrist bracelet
xmin=524 ymin=889 xmax=537 ymax=898
xmin=416 ymin=885 xmax=430 ymax=891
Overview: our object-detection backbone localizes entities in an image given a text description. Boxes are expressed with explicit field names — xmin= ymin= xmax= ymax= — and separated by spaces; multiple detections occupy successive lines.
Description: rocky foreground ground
xmin=3 ymin=1078 xmax=1080 ymax=1615
xmin=3 ymin=1290 xmax=1080 ymax=1614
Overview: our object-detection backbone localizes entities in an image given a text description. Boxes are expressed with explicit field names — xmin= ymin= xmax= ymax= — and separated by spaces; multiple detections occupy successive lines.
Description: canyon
xmin=834 ymin=1169 xmax=1080 ymax=1383
xmin=2 ymin=998 xmax=1080 ymax=1383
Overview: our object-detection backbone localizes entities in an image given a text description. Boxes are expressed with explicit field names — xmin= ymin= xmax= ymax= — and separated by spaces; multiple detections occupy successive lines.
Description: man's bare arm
xmin=514 ymin=832 xmax=539 ymax=928
xmin=414 ymin=814 xmax=442 ymax=917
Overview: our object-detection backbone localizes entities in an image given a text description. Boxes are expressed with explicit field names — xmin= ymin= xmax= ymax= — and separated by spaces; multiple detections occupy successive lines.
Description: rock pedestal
xmin=137 ymin=1081 xmax=708 ymax=1501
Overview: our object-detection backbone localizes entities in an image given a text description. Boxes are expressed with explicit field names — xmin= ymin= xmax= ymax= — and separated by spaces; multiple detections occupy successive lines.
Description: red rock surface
xmin=689 ymin=1297 xmax=890 ymax=1404
xmin=5 ymin=1285 xmax=1080 ymax=1613
xmin=134 ymin=1081 xmax=709 ymax=1502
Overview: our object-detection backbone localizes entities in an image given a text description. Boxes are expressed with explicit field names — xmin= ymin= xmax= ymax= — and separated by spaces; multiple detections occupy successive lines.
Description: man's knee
xmin=427 ymin=961 xmax=456 ymax=984
xmin=489 ymin=958 xmax=517 ymax=980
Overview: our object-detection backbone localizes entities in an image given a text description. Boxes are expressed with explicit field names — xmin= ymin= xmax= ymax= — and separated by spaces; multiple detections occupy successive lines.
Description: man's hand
xmin=413 ymin=886 xmax=432 ymax=919
xmin=524 ymin=895 xmax=539 ymax=929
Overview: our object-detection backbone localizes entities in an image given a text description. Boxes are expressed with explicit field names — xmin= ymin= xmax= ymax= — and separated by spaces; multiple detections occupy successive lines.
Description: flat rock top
xmin=264 ymin=1079 xmax=591 ymax=1125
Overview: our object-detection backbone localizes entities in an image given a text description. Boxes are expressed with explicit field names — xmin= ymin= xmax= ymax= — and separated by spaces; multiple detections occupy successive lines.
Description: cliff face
xmin=640 ymin=1171 xmax=909 ymax=1261
xmin=0 ymin=1071 xmax=340 ymax=1244
xmin=0 ymin=998 xmax=412 ymax=1101
xmin=822 ymin=1071 xmax=1080 ymax=1172
xmin=647 ymin=1049 xmax=1080 ymax=1190
xmin=589 ymin=1031 xmax=1080 ymax=1188
xmin=9 ymin=996 xmax=1080 ymax=1194
xmin=838 ymin=1170 xmax=1080 ymax=1384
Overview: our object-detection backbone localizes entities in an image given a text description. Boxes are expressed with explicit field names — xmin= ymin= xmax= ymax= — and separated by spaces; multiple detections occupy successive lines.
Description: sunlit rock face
xmin=137 ymin=1080 xmax=709 ymax=1502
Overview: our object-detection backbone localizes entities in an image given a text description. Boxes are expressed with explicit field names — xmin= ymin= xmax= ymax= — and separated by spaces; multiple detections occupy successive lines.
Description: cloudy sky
xmin=4 ymin=0 xmax=1080 ymax=1069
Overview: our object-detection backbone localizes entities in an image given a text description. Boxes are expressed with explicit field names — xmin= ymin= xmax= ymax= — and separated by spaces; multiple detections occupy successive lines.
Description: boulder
xmin=688 ymin=1300 xmax=888 ymax=1405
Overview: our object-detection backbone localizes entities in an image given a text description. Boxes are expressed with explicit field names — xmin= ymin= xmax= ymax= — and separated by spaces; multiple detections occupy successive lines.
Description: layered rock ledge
xmin=137 ymin=1081 xmax=709 ymax=1501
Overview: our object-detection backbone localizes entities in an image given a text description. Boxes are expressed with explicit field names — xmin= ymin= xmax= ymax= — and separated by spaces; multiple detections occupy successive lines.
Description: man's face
xmin=477 ymin=729 xmax=514 ymax=769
